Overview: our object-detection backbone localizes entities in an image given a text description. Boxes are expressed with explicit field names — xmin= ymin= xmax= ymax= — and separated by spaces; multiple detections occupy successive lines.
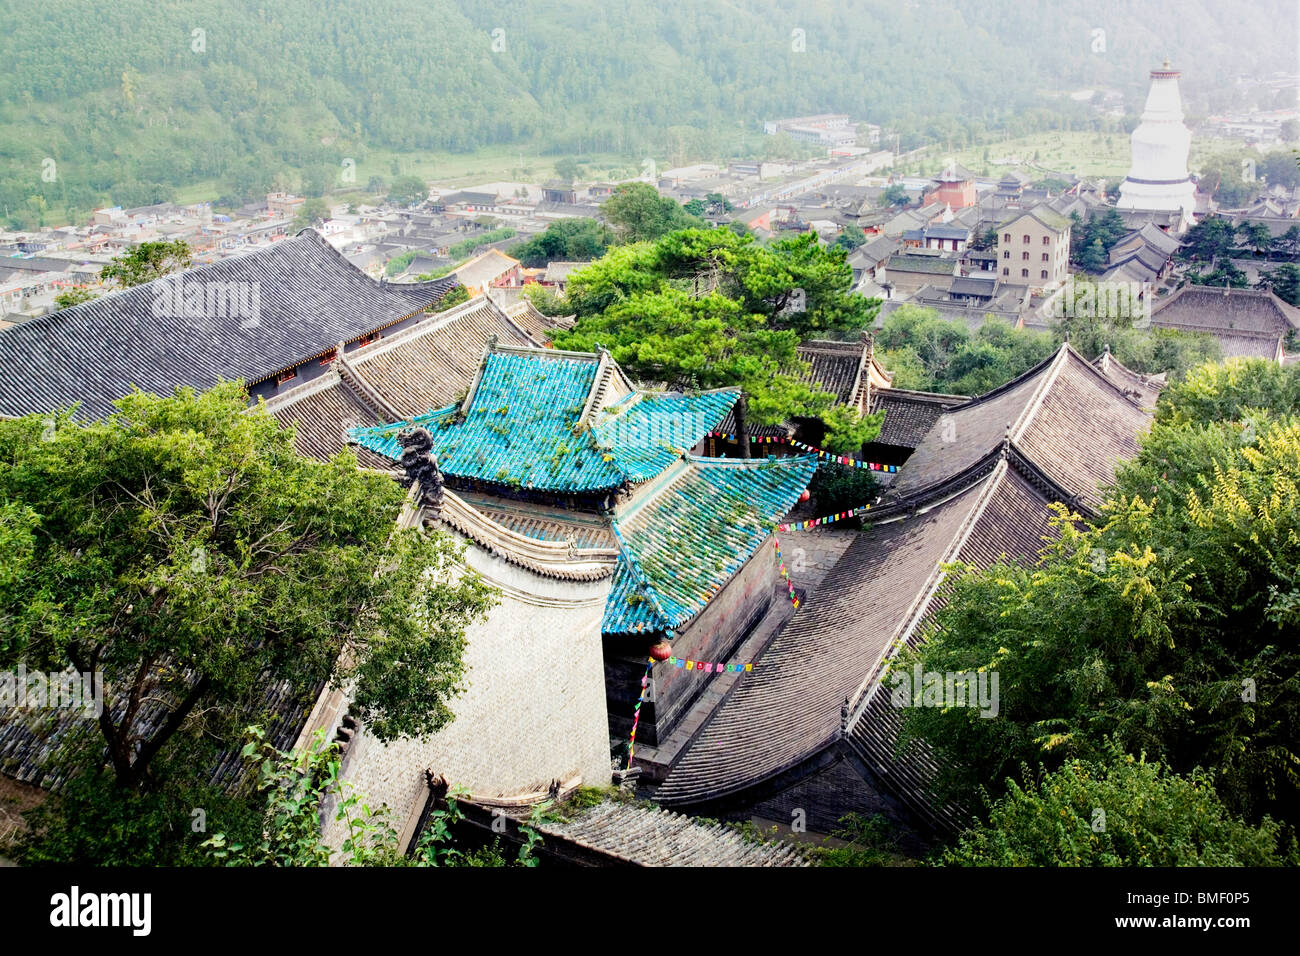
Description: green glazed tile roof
xmin=603 ymin=454 xmax=817 ymax=635
xmin=347 ymin=350 xmax=739 ymax=493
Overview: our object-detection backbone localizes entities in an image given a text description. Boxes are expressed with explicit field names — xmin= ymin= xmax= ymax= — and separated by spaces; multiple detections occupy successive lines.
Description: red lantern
xmin=798 ymin=490 xmax=811 ymax=502
xmin=649 ymin=641 xmax=673 ymax=661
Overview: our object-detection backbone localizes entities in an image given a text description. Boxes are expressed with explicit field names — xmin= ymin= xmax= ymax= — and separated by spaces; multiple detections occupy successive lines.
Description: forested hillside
xmin=0 ymin=0 xmax=1294 ymax=223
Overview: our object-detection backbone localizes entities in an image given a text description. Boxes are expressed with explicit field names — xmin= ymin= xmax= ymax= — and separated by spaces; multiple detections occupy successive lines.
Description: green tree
xmin=554 ymin=157 xmax=581 ymax=184
xmin=293 ymin=198 xmax=329 ymax=232
xmin=878 ymin=184 xmax=910 ymax=208
xmin=1236 ymin=221 xmax=1273 ymax=256
xmin=53 ymin=286 xmax=99 ymax=311
xmin=509 ymin=218 xmax=614 ymax=266
xmin=1178 ymin=217 xmax=1236 ymax=263
xmin=970 ymin=225 xmax=999 ymax=252
xmin=0 ymin=382 xmax=497 ymax=790
xmin=896 ymin=365 xmax=1300 ymax=824
xmin=1260 ymin=149 xmax=1300 ymax=189
xmin=555 ymin=227 xmax=883 ymax=455
xmin=1077 ymin=237 xmax=1108 ymax=273
xmin=703 ymin=192 xmax=734 ymax=214
xmin=522 ymin=283 xmax=571 ymax=316
xmin=1033 ymin=177 xmax=1070 ymax=193
xmin=601 ymin=183 xmax=703 ymax=243
xmin=807 ymin=463 xmax=880 ymax=518
xmin=25 ymin=195 xmax=48 ymax=228
xmin=1189 ymin=257 xmax=1248 ymax=289
xmin=1198 ymin=155 xmax=1258 ymax=207
xmin=429 ymin=284 xmax=470 ymax=312
xmin=387 ymin=174 xmax=428 ymax=207
xmin=834 ymin=223 xmax=867 ymax=251
xmin=1258 ymin=262 xmax=1300 ymax=306
xmin=385 ymin=249 xmax=419 ymax=276
xmin=1278 ymin=225 xmax=1300 ymax=259
xmin=1081 ymin=207 xmax=1127 ymax=255
xmin=942 ymin=753 xmax=1294 ymax=866
xmin=99 ymin=239 xmax=193 ymax=288
xmin=203 ymin=726 xmax=541 ymax=867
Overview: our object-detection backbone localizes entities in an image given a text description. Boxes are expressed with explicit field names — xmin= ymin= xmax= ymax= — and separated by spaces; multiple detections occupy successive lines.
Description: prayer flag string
xmin=666 ymin=657 xmax=755 ymax=673
xmin=626 ymin=656 xmax=654 ymax=770
xmin=707 ymin=432 xmax=899 ymax=473
xmin=775 ymin=501 xmax=870 ymax=533
xmin=773 ymin=533 xmax=800 ymax=608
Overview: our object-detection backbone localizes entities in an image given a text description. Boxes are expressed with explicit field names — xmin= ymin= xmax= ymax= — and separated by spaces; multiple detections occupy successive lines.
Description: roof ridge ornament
xmin=397 ymin=426 xmax=445 ymax=520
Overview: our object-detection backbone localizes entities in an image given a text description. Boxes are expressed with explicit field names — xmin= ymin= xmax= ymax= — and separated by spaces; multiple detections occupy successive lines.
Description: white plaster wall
xmin=325 ymin=538 xmax=612 ymax=848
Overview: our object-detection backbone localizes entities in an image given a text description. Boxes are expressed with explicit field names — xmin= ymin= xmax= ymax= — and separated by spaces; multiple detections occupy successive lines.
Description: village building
xmin=0 ymin=262 xmax=816 ymax=860
xmin=881 ymin=249 xmax=959 ymax=295
xmin=1101 ymin=221 xmax=1183 ymax=285
xmin=924 ymin=163 xmax=978 ymax=211
xmin=848 ymin=235 xmax=899 ymax=294
xmin=995 ymin=205 xmax=1071 ymax=289
xmin=901 ymin=223 xmax=970 ymax=253
xmin=340 ymin=342 xmax=816 ymax=766
xmin=539 ymin=260 xmax=588 ymax=292
xmin=452 ymin=248 xmax=523 ymax=296
xmin=878 ymin=280 xmax=1032 ymax=334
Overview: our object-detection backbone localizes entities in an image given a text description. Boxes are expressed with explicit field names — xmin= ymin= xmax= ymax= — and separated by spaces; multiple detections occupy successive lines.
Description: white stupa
xmin=1117 ymin=60 xmax=1197 ymax=227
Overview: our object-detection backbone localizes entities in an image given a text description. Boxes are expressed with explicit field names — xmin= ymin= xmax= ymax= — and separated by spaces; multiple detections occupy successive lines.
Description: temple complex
xmin=652 ymin=344 xmax=1162 ymax=835
xmin=0 ymin=225 xmax=1180 ymax=858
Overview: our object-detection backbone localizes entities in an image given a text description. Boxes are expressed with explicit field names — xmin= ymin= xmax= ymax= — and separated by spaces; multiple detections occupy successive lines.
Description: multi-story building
xmin=995 ymin=205 xmax=1071 ymax=289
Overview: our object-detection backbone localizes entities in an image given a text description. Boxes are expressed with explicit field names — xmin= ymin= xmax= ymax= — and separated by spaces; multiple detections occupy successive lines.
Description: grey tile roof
xmin=656 ymin=464 xmax=1005 ymax=807
xmin=885 ymin=253 xmax=958 ymax=275
xmin=535 ymin=800 xmax=809 ymax=866
xmin=891 ymin=345 xmax=1152 ymax=512
xmin=870 ymin=387 xmax=967 ymax=448
xmin=714 ymin=338 xmax=870 ymax=435
xmin=1151 ymin=286 xmax=1300 ymax=338
xmin=655 ymin=347 xmax=1160 ymax=816
xmin=0 ymin=230 xmax=457 ymax=419
xmin=452 ymin=248 xmax=520 ymax=288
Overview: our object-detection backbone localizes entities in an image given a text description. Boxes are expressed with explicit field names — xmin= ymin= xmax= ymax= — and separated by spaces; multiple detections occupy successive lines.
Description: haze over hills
xmin=0 ymin=0 xmax=1295 ymax=220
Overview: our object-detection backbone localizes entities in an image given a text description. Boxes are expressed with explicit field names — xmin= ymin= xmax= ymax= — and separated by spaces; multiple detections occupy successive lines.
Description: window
xmin=1042 ymin=253 xmax=1049 ymax=262
xmin=276 ymin=368 xmax=297 ymax=386
xmin=1022 ymin=251 xmax=1029 ymax=260
xmin=355 ymin=332 xmax=378 ymax=348
xmin=1003 ymin=233 xmax=1011 ymax=242
xmin=1041 ymin=270 xmax=1048 ymax=279
xmin=1042 ymin=236 xmax=1050 ymax=245
xmin=1002 ymin=267 xmax=1009 ymax=275
xmin=1003 ymin=250 xmax=1010 ymax=259
xmin=1022 ymin=234 xmax=1030 ymax=243
xmin=1021 ymin=268 xmax=1029 ymax=277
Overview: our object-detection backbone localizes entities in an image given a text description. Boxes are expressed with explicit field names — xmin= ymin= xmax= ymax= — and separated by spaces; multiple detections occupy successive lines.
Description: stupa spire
xmin=1117 ymin=61 xmax=1197 ymax=228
